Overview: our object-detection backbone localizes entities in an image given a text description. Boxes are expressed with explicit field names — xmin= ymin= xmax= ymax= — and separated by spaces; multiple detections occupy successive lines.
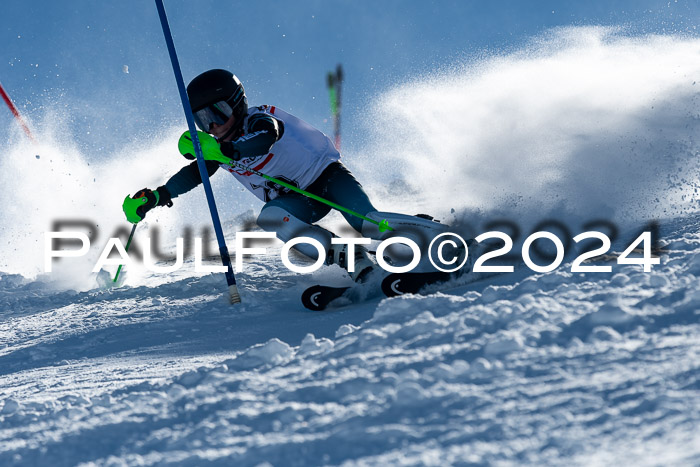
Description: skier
xmin=123 ymin=69 xmax=451 ymax=281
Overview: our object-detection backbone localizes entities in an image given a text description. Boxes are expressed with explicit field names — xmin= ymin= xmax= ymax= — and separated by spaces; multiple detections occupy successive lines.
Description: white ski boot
xmin=361 ymin=211 xmax=458 ymax=272
xmin=327 ymin=242 xmax=377 ymax=282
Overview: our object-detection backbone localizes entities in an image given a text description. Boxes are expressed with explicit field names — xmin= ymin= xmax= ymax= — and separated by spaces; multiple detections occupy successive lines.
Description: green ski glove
xmin=178 ymin=130 xmax=233 ymax=164
xmin=122 ymin=186 xmax=173 ymax=224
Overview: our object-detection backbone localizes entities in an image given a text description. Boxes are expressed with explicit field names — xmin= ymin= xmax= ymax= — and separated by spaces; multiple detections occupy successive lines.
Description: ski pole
xmin=327 ymin=73 xmax=338 ymax=116
xmin=334 ymin=64 xmax=343 ymax=151
xmin=113 ymin=223 xmax=137 ymax=283
xmin=155 ymin=0 xmax=241 ymax=305
xmin=229 ymin=158 xmax=392 ymax=232
xmin=179 ymin=131 xmax=393 ymax=233
xmin=326 ymin=65 xmax=343 ymax=150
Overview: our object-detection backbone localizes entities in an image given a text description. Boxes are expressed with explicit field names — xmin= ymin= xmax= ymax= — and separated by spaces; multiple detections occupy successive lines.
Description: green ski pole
xmin=327 ymin=72 xmax=338 ymax=115
xmin=178 ymin=131 xmax=393 ymax=233
xmin=326 ymin=64 xmax=343 ymax=150
xmin=113 ymin=223 xmax=137 ymax=283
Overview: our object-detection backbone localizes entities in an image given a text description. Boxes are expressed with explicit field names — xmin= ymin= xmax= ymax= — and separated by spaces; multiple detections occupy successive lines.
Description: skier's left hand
xmin=219 ymin=141 xmax=242 ymax=161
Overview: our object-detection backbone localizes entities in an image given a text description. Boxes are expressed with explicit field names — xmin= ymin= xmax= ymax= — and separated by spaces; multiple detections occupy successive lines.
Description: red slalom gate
xmin=0 ymin=82 xmax=36 ymax=142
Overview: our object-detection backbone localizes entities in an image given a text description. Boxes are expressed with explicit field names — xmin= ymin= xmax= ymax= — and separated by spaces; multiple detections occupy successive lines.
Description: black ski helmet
xmin=187 ymin=69 xmax=248 ymax=132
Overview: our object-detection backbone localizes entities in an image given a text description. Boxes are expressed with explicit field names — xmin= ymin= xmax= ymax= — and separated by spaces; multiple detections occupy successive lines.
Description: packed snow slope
xmin=1 ymin=215 xmax=700 ymax=466
xmin=1 ymin=27 xmax=699 ymax=465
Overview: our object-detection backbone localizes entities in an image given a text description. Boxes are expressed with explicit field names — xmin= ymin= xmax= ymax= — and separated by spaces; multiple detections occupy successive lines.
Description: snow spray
xmin=356 ymin=27 xmax=700 ymax=233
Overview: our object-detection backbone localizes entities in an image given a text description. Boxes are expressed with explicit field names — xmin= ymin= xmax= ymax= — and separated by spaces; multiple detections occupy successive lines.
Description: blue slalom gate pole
xmin=154 ymin=0 xmax=241 ymax=304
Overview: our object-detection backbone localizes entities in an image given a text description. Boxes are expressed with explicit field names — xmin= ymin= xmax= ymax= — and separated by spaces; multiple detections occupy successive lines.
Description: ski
xmin=302 ymin=238 xmax=478 ymax=309
xmin=301 ymin=268 xmax=391 ymax=311
xmin=301 ymin=284 xmax=352 ymax=311
xmin=381 ymin=265 xmax=512 ymax=298
xmin=380 ymin=237 xmax=520 ymax=297
xmin=381 ymin=241 xmax=474 ymax=297
xmin=381 ymin=271 xmax=454 ymax=297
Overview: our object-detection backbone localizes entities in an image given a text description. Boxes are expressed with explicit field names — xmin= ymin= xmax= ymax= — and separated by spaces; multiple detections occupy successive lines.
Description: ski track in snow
xmin=0 ymin=216 xmax=699 ymax=466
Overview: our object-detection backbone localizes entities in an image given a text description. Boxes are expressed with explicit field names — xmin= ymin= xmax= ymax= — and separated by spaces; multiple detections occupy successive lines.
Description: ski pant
xmin=262 ymin=162 xmax=375 ymax=233
xmin=256 ymin=162 xmax=447 ymax=267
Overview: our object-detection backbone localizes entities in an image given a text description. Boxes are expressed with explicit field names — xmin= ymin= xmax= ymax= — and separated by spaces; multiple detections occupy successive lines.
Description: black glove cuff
xmin=219 ymin=141 xmax=241 ymax=161
xmin=156 ymin=186 xmax=173 ymax=207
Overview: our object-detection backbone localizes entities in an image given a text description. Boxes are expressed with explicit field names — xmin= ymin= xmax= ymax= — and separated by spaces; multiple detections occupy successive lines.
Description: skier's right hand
xmin=178 ymin=131 xmax=232 ymax=164
xmin=122 ymin=186 xmax=173 ymax=224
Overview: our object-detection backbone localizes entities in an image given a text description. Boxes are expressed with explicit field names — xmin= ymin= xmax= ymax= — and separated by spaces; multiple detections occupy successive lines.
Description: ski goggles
xmin=192 ymin=101 xmax=234 ymax=133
